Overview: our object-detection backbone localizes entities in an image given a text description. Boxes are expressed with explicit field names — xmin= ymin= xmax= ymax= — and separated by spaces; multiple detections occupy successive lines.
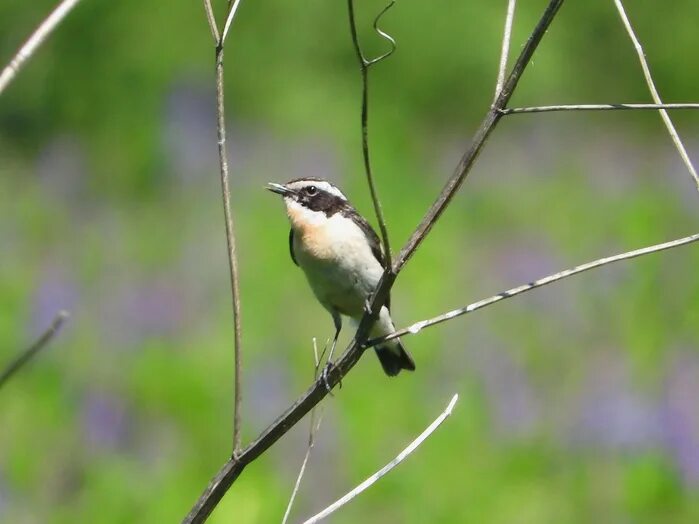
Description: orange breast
xmin=287 ymin=205 xmax=336 ymax=261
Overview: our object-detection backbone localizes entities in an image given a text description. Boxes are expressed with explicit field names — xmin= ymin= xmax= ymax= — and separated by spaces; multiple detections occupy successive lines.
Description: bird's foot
xmin=364 ymin=298 xmax=373 ymax=317
xmin=321 ymin=362 xmax=334 ymax=395
xmin=321 ymin=361 xmax=342 ymax=395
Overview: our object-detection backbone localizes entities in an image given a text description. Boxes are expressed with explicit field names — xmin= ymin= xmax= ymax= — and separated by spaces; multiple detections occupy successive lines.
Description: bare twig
xmin=302 ymin=394 xmax=459 ymax=524
xmin=0 ymin=0 xmax=83 ymax=96
xmin=214 ymin=46 xmax=244 ymax=455
xmin=0 ymin=311 xmax=69 ymax=390
xmin=502 ymin=103 xmax=699 ymax=115
xmin=282 ymin=412 xmax=324 ymax=524
xmin=367 ymin=232 xmax=699 ymax=347
xmin=385 ymin=0 xmax=564 ymax=279
xmin=221 ymin=0 xmax=244 ymax=45
xmin=613 ymin=0 xmax=699 ymax=193
xmin=201 ymin=0 xmax=221 ymax=43
xmin=183 ymin=3 xmax=565 ymax=522
xmin=281 ymin=339 xmax=325 ymax=524
xmin=200 ymin=0 xmax=246 ymax=454
xmin=493 ymin=0 xmax=517 ymax=103
xmin=347 ymin=0 xmax=396 ymax=267
xmin=350 ymin=0 xmax=569 ymax=355
xmin=367 ymin=2 xmax=397 ymax=66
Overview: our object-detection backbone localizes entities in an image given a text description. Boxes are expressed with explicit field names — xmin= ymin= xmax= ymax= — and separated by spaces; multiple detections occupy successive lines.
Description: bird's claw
xmin=321 ymin=363 xmax=333 ymax=395
xmin=321 ymin=361 xmax=342 ymax=395
xmin=364 ymin=298 xmax=373 ymax=316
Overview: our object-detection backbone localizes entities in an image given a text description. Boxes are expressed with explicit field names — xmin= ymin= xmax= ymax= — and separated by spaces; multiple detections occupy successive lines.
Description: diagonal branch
xmin=221 ymin=0 xmax=244 ymax=44
xmin=0 ymin=311 xmax=69 ymax=390
xmin=612 ymin=0 xmax=699 ymax=193
xmin=183 ymin=2 xmax=565 ymax=522
xmin=352 ymin=0 xmax=567 ymax=355
xmin=0 ymin=0 xmax=83 ymax=96
xmin=388 ymin=0 xmax=564 ymax=277
xmin=347 ymin=0 xmax=396 ymax=267
xmin=301 ymin=394 xmax=459 ymax=524
xmin=366 ymin=232 xmax=699 ymax=348
xmin=502 ymin=103 xmax=699 ymax=115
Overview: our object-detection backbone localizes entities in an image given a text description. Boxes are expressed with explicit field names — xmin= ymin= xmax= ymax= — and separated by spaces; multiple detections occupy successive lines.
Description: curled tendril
xmin=366 ymin=0 xmax=396 ymax=66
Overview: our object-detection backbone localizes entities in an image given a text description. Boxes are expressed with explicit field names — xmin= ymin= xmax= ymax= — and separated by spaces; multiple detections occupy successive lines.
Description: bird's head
xmin=266 ymin=178 xmax=349 ymax=226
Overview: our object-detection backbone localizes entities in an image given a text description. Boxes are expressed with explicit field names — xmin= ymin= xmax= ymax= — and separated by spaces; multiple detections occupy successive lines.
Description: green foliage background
xmin=1 ymin=0 xmax=698 ymax=522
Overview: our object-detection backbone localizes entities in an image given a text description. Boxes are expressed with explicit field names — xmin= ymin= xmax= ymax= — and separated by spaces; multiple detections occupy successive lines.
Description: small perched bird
xmin=267 ymin=178 xmax=415 ymax=377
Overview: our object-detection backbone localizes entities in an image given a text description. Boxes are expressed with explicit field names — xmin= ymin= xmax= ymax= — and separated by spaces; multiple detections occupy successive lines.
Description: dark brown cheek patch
xmin=306 ymin=192 xmax=346 ymax=216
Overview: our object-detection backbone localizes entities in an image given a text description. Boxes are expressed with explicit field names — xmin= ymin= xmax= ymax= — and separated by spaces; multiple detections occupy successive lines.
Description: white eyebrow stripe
xmin=287 ymin=180 xmax=347 ymax=200
xmin=314 ymin=181 xmax=347 ymax=200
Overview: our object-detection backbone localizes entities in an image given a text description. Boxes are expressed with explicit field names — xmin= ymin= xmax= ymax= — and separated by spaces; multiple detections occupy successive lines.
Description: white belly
xmin=292 ymin=214 xmax=384 ymax=318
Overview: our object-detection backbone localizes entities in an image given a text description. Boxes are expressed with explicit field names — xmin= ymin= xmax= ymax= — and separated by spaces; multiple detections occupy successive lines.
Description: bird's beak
xmin=266 ymin=182 xmax=293 ymax=196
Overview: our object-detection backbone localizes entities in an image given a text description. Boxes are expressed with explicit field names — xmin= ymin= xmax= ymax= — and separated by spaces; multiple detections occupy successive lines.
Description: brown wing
xmin=344 ymin=208 xmax=391 ymax=309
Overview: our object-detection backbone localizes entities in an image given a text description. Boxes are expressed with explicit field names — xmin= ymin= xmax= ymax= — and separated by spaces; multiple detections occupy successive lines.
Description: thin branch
xmin=612 ymin=0 xmax=699 ymax=193
xmin=302 ymin=394 xmax=459 ymax=524
xmin=0 ymin=0 xmax=83 ymax=96
xmin=347 ymin=0 xmax=396 ymax=267
xmin=0 ymin=311 xmax=69 ymax=390
xmin=366 ymin=1 xmax=397 ymax=66
xmin=183 ymin=4 xmax=565 ymax=522
xmin=386 ymin=0 xmax=564 ymax=280
xmin=502 ymin=103 xmax=699 ymax=115
xmin=281 ymin=413 xmax=323 ymax=524
xmin=201 ymin=0 xmax=221 ymax=43
xmin=215 ymin=48 xmax=244 ymax=455
xmin=281 ymin=339 xmax=325 ymax=524
xmin=221 ymin=0 xmax=244 ymax=45
xmin=366 ymin=232 xmax=699 ymax=347
xmin=201 ymin=0 xmax=245 ymax=460
xmin=201 ymin=0 xmax=246 ymax=454
xmin=493 ymin=0 xmax=517 ymax=103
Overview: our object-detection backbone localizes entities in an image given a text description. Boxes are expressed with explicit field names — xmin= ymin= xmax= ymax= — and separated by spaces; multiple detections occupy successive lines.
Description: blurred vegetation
xmin=1 ymin=0 xmax=699 ymax=522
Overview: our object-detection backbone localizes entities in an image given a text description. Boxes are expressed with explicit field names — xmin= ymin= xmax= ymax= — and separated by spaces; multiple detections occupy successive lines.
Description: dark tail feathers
xmin=374 ymin=340 xmax=415 ymax=377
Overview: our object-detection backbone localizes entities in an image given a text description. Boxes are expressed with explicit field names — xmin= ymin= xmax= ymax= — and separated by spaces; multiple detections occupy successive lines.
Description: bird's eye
xmin=306 ymin=185 xmax=318 ymax=196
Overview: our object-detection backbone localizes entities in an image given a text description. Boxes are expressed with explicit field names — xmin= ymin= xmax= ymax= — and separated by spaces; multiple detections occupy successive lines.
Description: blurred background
xmin=1 ymin=0 xmax=699 ymax=522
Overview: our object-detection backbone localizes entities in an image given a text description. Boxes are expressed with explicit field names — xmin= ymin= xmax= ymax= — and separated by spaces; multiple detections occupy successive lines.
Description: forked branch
xmin=613 ymin=0 xmax=699 ymax=193
xmin=201 ymin=0 xmax=245 ymax=454
xmin=347 ymin=0 xmax=396 ymax=267
xmin=386 ymin=0 xmax=565 ymax=277
xmin=494 ymin=0 xmax=517 ymax=102
xmin=183 ymin=2 xmax=566 ymax=522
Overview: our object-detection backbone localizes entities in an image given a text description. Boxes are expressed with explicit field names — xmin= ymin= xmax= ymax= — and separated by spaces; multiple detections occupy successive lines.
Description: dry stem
xmin=0 ymin=0 xmax=83 ymax=96
xmin=302 ymin=394 xmax=458 ymax=524
xmin=183 ymin=3 xmax=566 ymax=522
xmin=367 ymin=232 xmax=699 ymax=347
xmin=347 ymin=0 xmax=396 ymax=267
xmin=613 ymin=0 xmax=699 ymax=192
xmin=281 ymin=339 xmax=326 ymax=524
xmin=0 ymin=311 xmax=69 ymax=390
xmin=502 ymin=103 xmax=699 ymax=115
xmin=493 ymin=0 xmax=517 ymax=102
xmin=201 ymin=0 xmax=246 ymax=455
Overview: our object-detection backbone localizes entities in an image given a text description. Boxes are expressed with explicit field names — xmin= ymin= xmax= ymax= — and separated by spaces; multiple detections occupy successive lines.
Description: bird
xmin=266 ymin=177 xmax=415 ymax=378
